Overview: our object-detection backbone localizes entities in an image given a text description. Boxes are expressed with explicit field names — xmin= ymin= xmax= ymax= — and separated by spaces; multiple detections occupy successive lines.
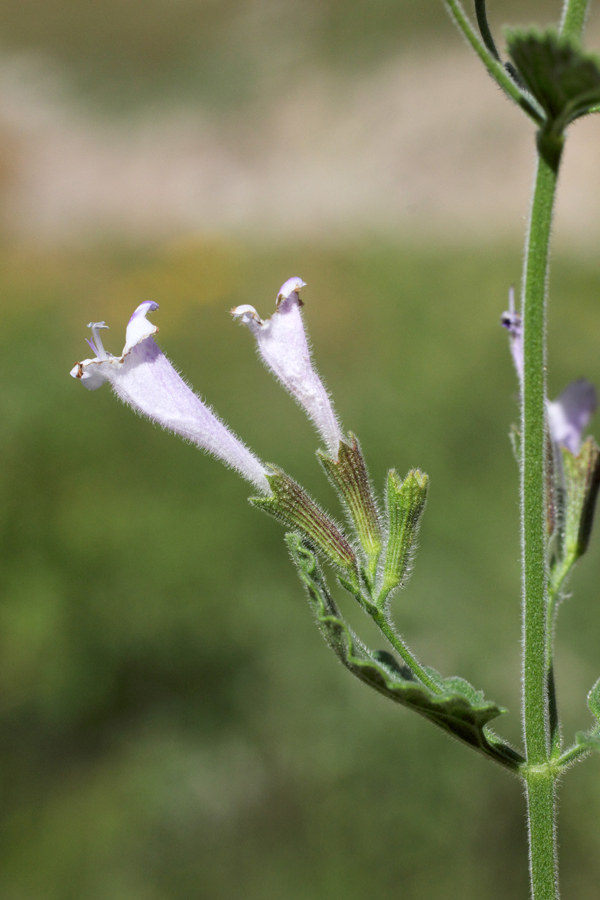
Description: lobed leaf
xmin=287 ymin=534 xmax=524 ymax=772
xmin=507 ymin=29 xmax=600 ymax=132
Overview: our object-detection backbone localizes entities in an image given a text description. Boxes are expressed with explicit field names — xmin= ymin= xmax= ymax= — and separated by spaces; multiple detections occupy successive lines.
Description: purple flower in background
xmin=546 ymin=379 xmax=597 ymax=456
xmin=70 ymin=302 xmax=271 ymax=493
xmin=232 ymin=277 xmax=343 ymax=457
xmin=500 ymin=286 xmax=524 ymax=386
xmin=501 ymin=288 xmax=597 ymax=455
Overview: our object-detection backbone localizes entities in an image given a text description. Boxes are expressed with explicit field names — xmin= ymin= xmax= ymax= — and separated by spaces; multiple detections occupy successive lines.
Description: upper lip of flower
xmin=70 ymin=301 xmax=271 ymax=493
xmin=231 ymin=277 xmax=343 ymax=457
xmin=71 ymin=300 xmax=161 ymax=385
xmin=277 ymin=277 xmax=307 ymax=306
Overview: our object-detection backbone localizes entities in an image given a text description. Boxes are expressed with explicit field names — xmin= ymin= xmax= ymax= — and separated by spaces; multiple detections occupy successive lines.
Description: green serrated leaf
xmin=287 ymin=534 xmax=523 ymax=771
xmin=442 ymin=675 xmax=489 ymax=707
xmin=507 ymin=29 xmax=600 ymax=133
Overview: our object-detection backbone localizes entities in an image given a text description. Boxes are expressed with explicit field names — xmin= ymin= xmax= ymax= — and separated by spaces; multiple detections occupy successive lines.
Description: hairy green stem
xmin=526 ymin=773 xmax=559 ymax=900
xmin=521 ymin=141 xmax=561 ymax=765
xmin=368 ymin=607 xmax=444 ymax=694
xmin=560 ymin=0 xmax=591 ymax=38
xmin=557 ymin=742 xmax=591 ymax=769
xmin=521 ymin=136 xmax=563 ymax=898
xmin=443 ymin=0 xmax=594 ymax=895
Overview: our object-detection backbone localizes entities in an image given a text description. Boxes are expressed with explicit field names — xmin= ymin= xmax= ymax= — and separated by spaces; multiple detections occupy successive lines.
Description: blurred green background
xmin=0 ymin=2 xmax=599 ymax=899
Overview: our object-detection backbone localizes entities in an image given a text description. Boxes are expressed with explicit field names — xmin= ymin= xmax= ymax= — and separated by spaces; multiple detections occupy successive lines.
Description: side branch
xmin=443 ymin=0 xmax=544 ymax=123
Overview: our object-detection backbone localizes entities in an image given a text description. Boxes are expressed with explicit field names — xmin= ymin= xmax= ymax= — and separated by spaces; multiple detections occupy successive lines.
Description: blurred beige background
xmin=0 ymin=0 xmax=598 ymax=248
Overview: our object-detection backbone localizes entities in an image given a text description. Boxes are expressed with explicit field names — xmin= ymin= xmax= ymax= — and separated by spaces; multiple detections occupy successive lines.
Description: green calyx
xmin=319 ymin=435 xmax=382 ymax=583
xmin=559 ymin=437 xmax=600 ymax=562
xmin=548 ymin=437 xmax=600 ymax=602
xmin=378 ymin=469 xmax=429 ymax=608
xmin=252 ymin=469 xmax=357 ymax=573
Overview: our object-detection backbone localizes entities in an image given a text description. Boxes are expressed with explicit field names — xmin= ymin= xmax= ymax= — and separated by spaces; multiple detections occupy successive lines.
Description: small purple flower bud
xmin=501 ymin=286 xmax=524 ymax=387
xmin=232 ymin=278 xmax=343 ymax=457
xmin=70 ymin=303 xmax=270 ymax=493
xmin=547 ymin=378 xmax=597 ymax=456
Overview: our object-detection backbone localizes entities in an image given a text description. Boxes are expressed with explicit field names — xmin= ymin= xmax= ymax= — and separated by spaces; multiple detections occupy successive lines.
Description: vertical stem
xmin=522 ymin=142 xmax=560 ymax=766
xmin=521 ymin=134 xmax=563 ymax=900
xmin=526 ymin=774 xmax=559 ymax=900
xmin=560 ymin=0 xmax=591 ymax=38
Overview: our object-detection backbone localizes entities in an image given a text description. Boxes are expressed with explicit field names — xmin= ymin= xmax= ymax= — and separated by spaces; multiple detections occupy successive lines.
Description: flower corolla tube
xmin=70 ymin=301 xmax=271 ymax=493
xmin=232 ymin=277 xmax=343 ymax=458
xmin=501 ymin=289 xmax=597 ymax=455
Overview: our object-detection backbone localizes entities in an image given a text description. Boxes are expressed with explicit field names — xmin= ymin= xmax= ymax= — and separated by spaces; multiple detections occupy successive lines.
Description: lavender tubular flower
xmin=70 ymin=302 xmax=271 ymax=494
xmin=232 ymin=277 xmax=343 ymax=457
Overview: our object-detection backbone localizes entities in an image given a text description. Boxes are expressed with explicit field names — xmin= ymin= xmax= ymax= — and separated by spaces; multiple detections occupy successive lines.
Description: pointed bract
xmin=70 ymin=303 xmax=271 ymax=493
xmin=232 ymin=278 xmax=343 ymax=457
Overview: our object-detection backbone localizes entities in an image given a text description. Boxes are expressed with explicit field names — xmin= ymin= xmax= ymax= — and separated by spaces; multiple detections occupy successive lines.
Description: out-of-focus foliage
xmin=0 ymin=0 xmax=597 ymax=895
xmin=0 ymin=0 xmax=563 ymax=110
xmin=0 ymin=237 xmax=599 ymax=898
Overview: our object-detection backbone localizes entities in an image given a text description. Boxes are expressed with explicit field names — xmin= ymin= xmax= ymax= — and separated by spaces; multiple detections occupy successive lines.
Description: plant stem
xmin=521 ymin=134 xmax=563 ymax=899
xmin=560 ymin=0 xmax=591 ymax=38
xmin=443 ymin=0 xmax=544 ymax=124
xmin=368 ymin=607 xmax=444 ymax=694
xmin=558 ymin=741 xmax=592 ymax=769
xmin=521 ymin=140 xmax=561 ymax=765
xmin=526 ymin=773 xmax=559 ymax=900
